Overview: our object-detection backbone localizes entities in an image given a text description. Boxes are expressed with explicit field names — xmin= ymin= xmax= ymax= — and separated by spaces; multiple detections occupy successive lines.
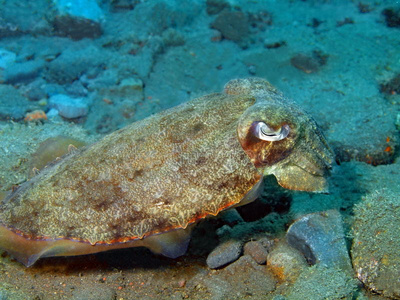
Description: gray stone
xmin=49 ymin=94 xmax=89 ymax=119
xmin=286 ymin=210 xmax=352 ymax=273
xmin=4 ymin=60 xmax=45 ymax=84
xmin=206 ymin=239 xmax=242 ymax=269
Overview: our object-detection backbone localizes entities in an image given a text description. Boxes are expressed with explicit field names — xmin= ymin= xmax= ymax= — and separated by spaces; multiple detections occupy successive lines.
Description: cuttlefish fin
xmin=0 ymin=225 xmax=52 ymax=267
xmin=0 ymin=224 xmax=195 ymax=266
xmin=142 ymin=225 xmax=194 ymax=258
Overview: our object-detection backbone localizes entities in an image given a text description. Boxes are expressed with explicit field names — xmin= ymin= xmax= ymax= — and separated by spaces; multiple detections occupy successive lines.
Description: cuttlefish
xmin=0 ymin=78 xmax=335 ymax=267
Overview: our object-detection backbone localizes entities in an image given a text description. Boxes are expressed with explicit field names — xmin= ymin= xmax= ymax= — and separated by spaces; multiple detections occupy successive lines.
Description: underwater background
xmin=0 ymin=0 xmax=399 ymax=299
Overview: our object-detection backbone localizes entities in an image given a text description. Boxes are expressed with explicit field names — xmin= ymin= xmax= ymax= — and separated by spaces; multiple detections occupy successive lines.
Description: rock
xmin=162 ymin=28 xmax=185 ymax=47
xmin=206 ymin=0 xmax=230 ymax=15
xmin=110 ymin=0 xmax=138 ymax=12
xmin=0 ymin=49 xmax=16 ymax=69
xmin=243 ymin=240 xmax=269 ymax=265
xmin=53 ymin=16 xmax=102 ymax=40
xmin=49 ymin=94 xmax=89 ymax=119
xmin=0 ymin=85 xmax=33 ymax=120
xmin=211 ymin=10 xmax=249 ymax=42
xmin=45 ymin=45 xmax=105 ymax=84
xmin=65 ymin=80 xmax=88 ymax=97
xmin=352 ymin=190 xmax=400 ymax=299
xmin=206 ymin=239 xmax=242 ymax=269
xmin=0 ymin=1 xmax=52 ymax=35
xmin=290 ymin=51 xmax=328 ymax=74
xmin=382 ymin=7 xmax=400 ymax=28
xmin=286 ymin=210 xmax=352 ymax=274
xmin=52 ymin=0 xmax=103 ymax=40
xmin=4 ymin=60 xmax=45 ymax=84
xmin=0 ymin=19 xmax=22 ymax=38
xmin=267 ymin=242 xmax=308 ymax=283
xmin=43 ymin=83 xmax=66 ymax=97
xmin=53 ymin=0 xmax=104 ymax=22
xmin=223 ymin=255 xmax=276 ymax=294
xmin=285 ymin=265 xmax=358 ymax=300
xmin=71 ymin=285 xmax=116 ymax=300
xmin=380 ymin=73 xmax=400 ymax=95
xmin=20 ymin=79 xmax=47 ymax=101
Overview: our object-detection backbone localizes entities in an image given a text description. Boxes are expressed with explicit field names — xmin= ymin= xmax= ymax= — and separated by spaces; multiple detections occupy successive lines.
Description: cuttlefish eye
xmin=254 ymin=121 xmax=290 ymax=142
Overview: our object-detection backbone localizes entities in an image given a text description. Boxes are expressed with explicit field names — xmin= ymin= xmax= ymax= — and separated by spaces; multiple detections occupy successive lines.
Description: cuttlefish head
xmin=226 ymin=78 xmax=336 ymax=193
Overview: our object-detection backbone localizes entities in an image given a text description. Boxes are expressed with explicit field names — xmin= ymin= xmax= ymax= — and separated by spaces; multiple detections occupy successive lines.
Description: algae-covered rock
xmin=352 ymin=190 xmax=400 ymax=299
xmin=286 ymin=210 xmax=353 ymax=274
xmin=285 ymin=265 xmax=358 ymax=300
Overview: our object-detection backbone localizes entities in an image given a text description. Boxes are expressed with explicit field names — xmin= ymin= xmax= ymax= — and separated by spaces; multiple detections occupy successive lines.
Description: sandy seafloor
xmin=0 ymin=0 xmax=400 ymax=299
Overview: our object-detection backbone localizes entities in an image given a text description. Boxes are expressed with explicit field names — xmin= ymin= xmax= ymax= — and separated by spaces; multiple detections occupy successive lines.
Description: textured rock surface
xmin=211 ymin=10 xmax=249 ymax=42
xmin=286 ymin=210 xmax=352 ymax=273
xmin=4 ymin=60 xmax=45 ymax=84
xmin=0 ymin=85 xmax=35 ymax=120
xmin=285 ymin=265 xmax=358 ymax=300
xmin=352 ymin=190 xmax=400 ymax=299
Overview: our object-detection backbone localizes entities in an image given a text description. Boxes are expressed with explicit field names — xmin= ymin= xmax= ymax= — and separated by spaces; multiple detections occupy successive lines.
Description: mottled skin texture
xmin=0 ymin=78 xmax=335 ymax=266
xmin=1 ymin=93 xmax=259 ymax=244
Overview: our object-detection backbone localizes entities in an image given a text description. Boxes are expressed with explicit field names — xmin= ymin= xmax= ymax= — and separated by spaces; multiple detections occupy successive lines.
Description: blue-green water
xmin=0 ymin=0 xmax=399 ymax=299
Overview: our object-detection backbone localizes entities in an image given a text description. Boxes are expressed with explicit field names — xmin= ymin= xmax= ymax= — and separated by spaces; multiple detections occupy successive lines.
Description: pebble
xmin=286 ymin=210 xmax=353 ymax=274
xmin=243 ymin=240 xmax=268 ymax=265
xmin=49 ymin=94 xmax=89 ymax=119
xmin=206 ymin=239 xmax=242 ymax=269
